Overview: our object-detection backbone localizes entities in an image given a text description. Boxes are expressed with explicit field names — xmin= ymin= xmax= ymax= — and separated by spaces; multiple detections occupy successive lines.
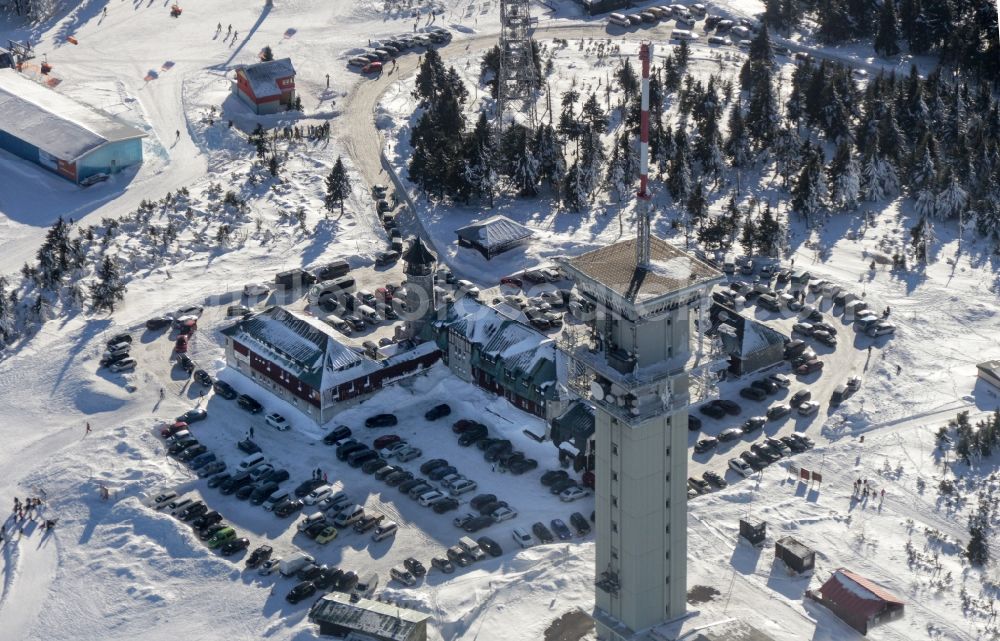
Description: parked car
xmin=694 ymin=438 xmax=718 ymax=453
xmin=424 ymin=403 xmax=451 ymax=421
xmin=766 ymin=404 xmax=791 ymax=421
xmin=688 ymin=477 xmax=711 ymax=494
xmin=237 ymin=438 xmax=261 ymax=455
xmin=797 ymin=400 xmax=820 ymax=416
xmin=795 ymin=359 xmax=824 ymax=375
xmin=220 ymin=537 xmax=250 ymax=556
xmin=718 ymin=427 xmax=745 ymax=442
xmin=237 ymin=394 xmax=263 ymax=414
xmin=431 ymin=557 xmax=455 ymax=573
xmin=538 ymin=472 xmax=567 ymax=489
xmin=432 ymin=497 xmax=459 ymax=513
xmin=477 ymin=536 xmax=503 ymax=557
xmin=560 ymin=486 xmax=589 ymax=502
xmin=703 ymin=470 xmax=728 ymax=488
xmin=446 ymin=546 xmax=473 ymax=567
xmin=265 ymin=412 xmax=290 ymax=431
xmin=212 ymin=379 xmax=238 ymax=400
xmin=789 ymin=389 xmax=812 ymax=408
xmin=729 ymin=458 xmax=753 ymax=478
xmin=146 ymin=316 xmax=172 ymax=330
xmin=365 ymin=413 xmax=398 ymax=428
xmin=570 ymin=512 xmax=591 ymax=536
xmin=740 ymin=386 xmax=767 ymax=401
xmin=550 ymin=519 xmax=572 ymax=540
xmin=285 ymin=581 xmax=316 ymax=604
xmin=741 ymin=416 xmax=767 ymax=434
xmin=532 ymin=522 xmax=555 ymax=544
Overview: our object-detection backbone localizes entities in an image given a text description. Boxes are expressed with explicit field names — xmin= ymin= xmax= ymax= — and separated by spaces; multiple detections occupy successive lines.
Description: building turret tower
xmin=401 ymin=237 xmax=437 ymax=339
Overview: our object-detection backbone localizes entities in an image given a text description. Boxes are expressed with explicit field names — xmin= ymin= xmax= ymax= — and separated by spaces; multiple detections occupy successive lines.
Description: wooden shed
xmin=775 ymin=536 xmax=815 ymax=574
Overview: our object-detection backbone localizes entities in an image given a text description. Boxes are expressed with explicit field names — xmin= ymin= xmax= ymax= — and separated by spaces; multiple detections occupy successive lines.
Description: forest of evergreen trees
xmin=406 ymin=20 xmax=1000 ymax=258
xmin=762 ymin=0 xmax=998 ymax=79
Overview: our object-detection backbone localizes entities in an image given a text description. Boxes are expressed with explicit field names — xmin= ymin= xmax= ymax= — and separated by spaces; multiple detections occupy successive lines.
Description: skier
xmin=227 ymin=24 xmax=232 ymax=36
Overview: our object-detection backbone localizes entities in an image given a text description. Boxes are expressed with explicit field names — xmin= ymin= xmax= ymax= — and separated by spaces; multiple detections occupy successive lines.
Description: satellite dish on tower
xmin=590 ymin=381 xmax=605 ymax=401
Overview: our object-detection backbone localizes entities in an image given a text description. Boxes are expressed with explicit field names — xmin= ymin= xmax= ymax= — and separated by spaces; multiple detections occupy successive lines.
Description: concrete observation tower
xmin=557 ymin=42 xmax=726 ymax=641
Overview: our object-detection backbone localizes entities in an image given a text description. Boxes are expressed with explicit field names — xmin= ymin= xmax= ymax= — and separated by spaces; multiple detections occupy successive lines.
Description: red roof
xmin=819 ymin=568 xmax=905 ymax=620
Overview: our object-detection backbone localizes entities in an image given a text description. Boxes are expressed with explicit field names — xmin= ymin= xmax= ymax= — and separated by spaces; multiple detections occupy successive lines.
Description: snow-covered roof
xmin=563 ymin=236 xmax=723 ymax=305
xmin=220 ymin=306 xmax=364 ymax=389
xmin=309 ymin=592 xmax=428 ymax=641
xmin=0 ymin=69 xmax=146 ymax=162
xmin=711 ymin=303 xmax=785 ymax=359
xmin=236 ymin=58 xmax=295 ymax=98
xmin=819 ymin=568 xmax=905 ymax=621
xmin=455 ymin=215 xmax=533 ymax=251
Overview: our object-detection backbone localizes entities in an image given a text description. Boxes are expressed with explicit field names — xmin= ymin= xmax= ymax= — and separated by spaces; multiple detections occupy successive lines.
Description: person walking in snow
xmin=85 ymin=422 xmax=91 ymax=435
xmin=227 ymin=24 xmax=232 ymax=36
xmin=249 ymin=426 xmax=254 ymax=439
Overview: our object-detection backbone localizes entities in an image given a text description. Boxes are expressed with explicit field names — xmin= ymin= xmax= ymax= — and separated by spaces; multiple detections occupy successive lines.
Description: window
xmin=611 ymin=496 xmax=618 ymax=507
xmin=611 ymin=521 xmax=618 ymax=533
xmin=665 ymin=525 xmax=670 ymax=534
xmin=611 ymin=548 xmax=618 ymax=560
xmin=665 ymin=551 xmax=670 ymax=560
xmin=665 ymin=447 xmax=671 ymax=457
xmin=665 ymin=473 xmax=670 ymax=482
xmin=612 ymin=444 xmax=619 ymax=456
xmin=665 ymin=500 xmax=670 ymax=509
xmin=611 ymin=472 xmax=618 ymax=482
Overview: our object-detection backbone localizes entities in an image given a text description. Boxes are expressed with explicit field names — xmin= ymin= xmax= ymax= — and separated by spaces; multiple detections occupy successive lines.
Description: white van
xmin=372 ymin=520 xmax=398 ymax=542
xmin=333 ymin=504 xmax=365 ymax=527
xmin=353 ymin=572 xmax=379 ymax=598
xmin=357 ymin=304 xmax=383 ymax=324
xmin=279 ymin=552 xmax=315 ymax=577
xmin=672 ymin=29 xmax=698 ymax=41
xmin=458 ymin=536 xmax=486 ymax=561
xmin=238 ymin=452 xmax=266 ymax=472
xmin=608 ymin=12 xmax=630 ymax=26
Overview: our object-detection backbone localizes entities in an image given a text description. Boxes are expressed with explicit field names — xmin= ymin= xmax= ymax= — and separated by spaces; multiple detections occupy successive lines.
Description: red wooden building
xmin=232 ymin=58 xmax=296 ymax=115
xmin=222 ymin=306 xmax=439 ymax=423
xmin=810 ymin=568 xmax=905 ymax=635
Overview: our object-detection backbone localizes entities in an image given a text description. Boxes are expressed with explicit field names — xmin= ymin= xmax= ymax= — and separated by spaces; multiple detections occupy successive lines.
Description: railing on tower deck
xmin=559 ymin=324 xmax=726 ymax=425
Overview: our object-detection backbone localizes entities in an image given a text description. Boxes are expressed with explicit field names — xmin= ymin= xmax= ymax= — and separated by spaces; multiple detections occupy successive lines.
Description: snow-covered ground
xmin=0 ymin=1 xmax=998 ymax=641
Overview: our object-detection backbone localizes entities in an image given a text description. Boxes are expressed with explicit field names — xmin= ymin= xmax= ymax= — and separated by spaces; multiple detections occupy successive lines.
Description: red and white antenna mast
xmin=636 ymin=41 xmax=653 ymax=269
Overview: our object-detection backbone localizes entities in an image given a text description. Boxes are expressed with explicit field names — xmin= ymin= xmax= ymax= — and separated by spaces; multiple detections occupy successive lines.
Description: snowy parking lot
xmin=146 ymin=354 xmax=593 ymax=601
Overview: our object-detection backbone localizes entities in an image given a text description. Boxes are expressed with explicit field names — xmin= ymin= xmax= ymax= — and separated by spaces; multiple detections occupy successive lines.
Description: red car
xmin=160 ymin=421 xmax=188 ymax=438
xmin=376 ymin=287 xmax=392 ymax=302
xmin=500 ymin=276 xmax=523 ymax=288
xmin=175 ymin=335 xmax=189 ymax=353
xmin=373 ymin=434 xmax=402 ymax=450
xmin=362 ymin=61 xmax=383 ymax=74
xmin=795 ymin=359 xmax=824 ymax=375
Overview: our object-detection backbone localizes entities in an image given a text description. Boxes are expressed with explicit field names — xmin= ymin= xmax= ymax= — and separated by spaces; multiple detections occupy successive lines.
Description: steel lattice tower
xmin=497 ymin=0 xmax=537 ymax=130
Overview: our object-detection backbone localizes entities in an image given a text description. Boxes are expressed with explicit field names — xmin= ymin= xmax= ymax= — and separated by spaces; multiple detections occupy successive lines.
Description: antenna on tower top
xmin=636 ymin=41 xmax=653 ymax=269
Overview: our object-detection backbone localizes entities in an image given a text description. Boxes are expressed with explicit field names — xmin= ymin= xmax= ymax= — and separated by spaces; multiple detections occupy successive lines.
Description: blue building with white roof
xmin=0 ymin=69 xmax=146 ymax=184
